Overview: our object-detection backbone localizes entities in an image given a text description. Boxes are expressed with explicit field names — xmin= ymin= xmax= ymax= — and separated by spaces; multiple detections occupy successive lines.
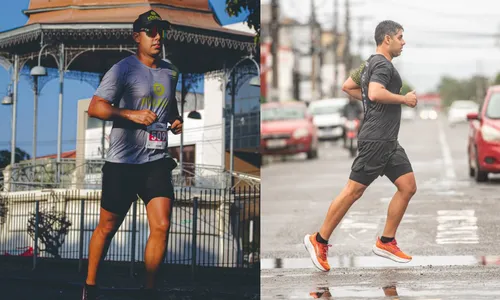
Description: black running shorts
xmin=349 ymin=140 xmax=413 ymax=186
xmin=101 ymin=158 xmax=175 ymax=215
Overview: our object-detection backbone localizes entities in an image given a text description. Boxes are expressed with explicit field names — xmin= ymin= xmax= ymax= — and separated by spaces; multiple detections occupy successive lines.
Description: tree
xmin=400 ymin=81 xmax=414 ymax=95
xmin=27 ymin=209 xmax=72 ymax=259
xmin=225 ymin=0 xmax=260 ymax=41
xmin=493 ymin=72 xmax=500 ymax=85
xmin=0 ymin=147 xmax=31 ymax=169
xmin=437 ymin=75 xmax=489 ymax=107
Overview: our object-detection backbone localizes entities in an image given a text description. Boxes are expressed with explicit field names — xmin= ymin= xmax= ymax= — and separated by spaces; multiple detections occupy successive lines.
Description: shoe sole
xmin=303 ymin=234 xmax=329 ymax=272
xmin=372 ymin=245 xmax=412 ymax=263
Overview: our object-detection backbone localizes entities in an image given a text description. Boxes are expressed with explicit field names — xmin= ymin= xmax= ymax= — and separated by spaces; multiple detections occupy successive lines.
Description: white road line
xmin=437 ymin=119 xmax=457 ymax=179
xmin=436 ymin=210 xmax=479 ymax=245
xmin=260 ymin=255 xmax=480 ymax=272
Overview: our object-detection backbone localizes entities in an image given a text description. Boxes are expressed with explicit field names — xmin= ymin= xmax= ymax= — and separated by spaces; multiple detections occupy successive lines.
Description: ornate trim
xmin=0 ymin=30 xmax=41 ymax=48
xmin=0 ymin=25 xmax=255 ymax=53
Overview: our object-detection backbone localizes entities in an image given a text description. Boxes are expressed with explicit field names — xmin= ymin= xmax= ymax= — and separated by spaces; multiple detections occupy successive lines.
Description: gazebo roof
xmin=24 ymin=0 xmax=247 ymax=36
xmin=0 ymin=0 xmax=256 ymax=74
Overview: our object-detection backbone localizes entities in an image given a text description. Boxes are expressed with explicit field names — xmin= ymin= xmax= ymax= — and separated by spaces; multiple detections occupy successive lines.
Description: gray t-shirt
xmin=94 ymin=55 xmax=179 ymax=164
xmin=358 ymin=54 xmax=403 ymax=141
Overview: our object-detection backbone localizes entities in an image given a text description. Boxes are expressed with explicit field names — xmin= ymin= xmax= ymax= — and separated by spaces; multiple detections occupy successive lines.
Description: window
xmin=261 ymin=107 xmax=305 ymax=121
xmin=486 ymin=93 xmax=500 ymax=119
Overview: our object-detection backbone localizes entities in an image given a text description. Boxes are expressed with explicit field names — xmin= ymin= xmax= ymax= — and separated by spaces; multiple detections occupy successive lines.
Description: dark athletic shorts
xmin=101 ymin=158 xmax=175 ymax=215
xmin=349 ymin=140 xmax=413 ymax=186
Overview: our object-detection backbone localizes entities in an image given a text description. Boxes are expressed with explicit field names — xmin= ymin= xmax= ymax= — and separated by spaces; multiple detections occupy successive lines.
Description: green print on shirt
xmin=141 ymin=82 xmax=169 ymax=108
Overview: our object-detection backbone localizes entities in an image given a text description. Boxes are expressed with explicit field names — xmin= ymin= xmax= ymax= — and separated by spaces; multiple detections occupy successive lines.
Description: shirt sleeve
xmin=369 ymin=59 xmax=392 ymax=88
xmin=94 ymin=64 xmax=125 ymax=105
xmin=350 ymin=62 xmax=365 ymax=86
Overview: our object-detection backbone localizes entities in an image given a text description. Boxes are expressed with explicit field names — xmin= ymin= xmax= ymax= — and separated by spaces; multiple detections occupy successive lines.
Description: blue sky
xmin=0 ymin=0 xmax=251 ymax=157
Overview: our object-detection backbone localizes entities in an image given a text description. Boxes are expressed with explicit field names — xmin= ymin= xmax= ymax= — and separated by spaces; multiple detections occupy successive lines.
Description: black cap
xmin=133 ymin=10 xmax=171 ymax=32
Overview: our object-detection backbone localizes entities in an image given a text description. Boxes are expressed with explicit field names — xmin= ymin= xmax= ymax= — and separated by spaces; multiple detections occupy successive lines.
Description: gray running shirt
xmin=94 ymin=55 xmax=179 ymax=164
xmin=358 ymin=54 xmax=403 ymax=141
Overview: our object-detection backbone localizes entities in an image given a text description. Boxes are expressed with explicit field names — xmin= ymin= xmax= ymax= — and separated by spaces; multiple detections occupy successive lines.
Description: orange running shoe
xmin=372 ymin=237 xmax=412 ymax=263
xmin=304 ymin=233 xmax=331 ymax=271
xmin=309 ymin=287 xmax=332 ymax=298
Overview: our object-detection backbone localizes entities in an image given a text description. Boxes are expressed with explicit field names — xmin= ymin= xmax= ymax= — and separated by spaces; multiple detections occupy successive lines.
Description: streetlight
xmin=30 ymin=44 xmax=49 ymax=170
xmin=2 ymin=84 xmax=13 ymax=105
xmin=187 ymin=93 xmax=202 ymax=120
xmin=224 ymin=56 xmax=260 ymax=188
xmin=249 ymin=76 xmax=260 ymax=87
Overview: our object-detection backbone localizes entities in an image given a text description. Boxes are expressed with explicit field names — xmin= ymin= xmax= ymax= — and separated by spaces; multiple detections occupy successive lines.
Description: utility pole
xmin=292 ymin=48 xmax=301 ymax=101
xmin=476 ymin=60 xmax=482 ymax=102
xmin=352 ymin=16 xmax=373 ymax=68
xmin=357 ymin=17 xmax=364 ymax=57
xmin=270 ymin=0 xmax=279 ymax=102
xmin=310 ymin=0 xmax=319 ymax=102
xmin=332 ymin=0 xmax=339 ymax=97
xmin=343 ymin=0 xmax=352 ymax=80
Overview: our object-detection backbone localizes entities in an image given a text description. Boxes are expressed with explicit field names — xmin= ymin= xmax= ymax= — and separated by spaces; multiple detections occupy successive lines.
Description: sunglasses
xmin=140 ymin=26 xmax=168 ymax=39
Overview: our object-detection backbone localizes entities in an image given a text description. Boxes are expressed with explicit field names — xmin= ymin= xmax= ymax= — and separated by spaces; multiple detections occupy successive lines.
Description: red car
xmin=261 ymin=101 xmax=318 ymax=159
xmin=467 ymin=85 xmax=500 ymax=182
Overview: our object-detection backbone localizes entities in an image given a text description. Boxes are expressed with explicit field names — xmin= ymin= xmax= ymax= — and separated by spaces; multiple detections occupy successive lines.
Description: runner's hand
xmin=404 ymin=90 xmax=417 ymax=108
xmin=128 ymin=109 xmax=157 ymax=126
xmin=171 ymin=119 xmax=183 ymax=135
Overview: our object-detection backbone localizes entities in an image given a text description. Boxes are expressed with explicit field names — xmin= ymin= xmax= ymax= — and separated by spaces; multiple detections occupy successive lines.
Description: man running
xmin=304 ymin=20 xmax=418 ymax=272
xmin=82 ymin=10 xmax=182 ymax=299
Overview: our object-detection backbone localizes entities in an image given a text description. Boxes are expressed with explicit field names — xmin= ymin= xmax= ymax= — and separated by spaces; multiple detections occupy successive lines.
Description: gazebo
xmin=0 ymin=0 xmax=257 ymax=187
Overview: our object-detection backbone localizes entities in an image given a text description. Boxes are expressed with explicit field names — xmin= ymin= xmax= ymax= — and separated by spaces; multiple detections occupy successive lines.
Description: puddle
xmin=268 ymin=285 xmax=500 ymax=299
xmin=261 ymin=255 xmax=484 ymax=270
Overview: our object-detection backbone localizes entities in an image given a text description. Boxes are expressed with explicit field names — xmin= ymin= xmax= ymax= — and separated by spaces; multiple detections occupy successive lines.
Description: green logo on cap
xmin=148 ymin=15 xmax=161 ymax=21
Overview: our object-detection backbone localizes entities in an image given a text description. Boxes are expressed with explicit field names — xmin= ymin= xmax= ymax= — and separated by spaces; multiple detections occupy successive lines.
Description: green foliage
xmin=0 ymin=147 xmax=31 ymax=169
xmin=400 ymin=81 xmax=413 ymax=95
xmin=225 ymin=0 xmax=260 ymax=43
xmin=437 ymin=75 xmax=489 ymax=107
xmin=493 ymin=72 xmax=500 ymax=85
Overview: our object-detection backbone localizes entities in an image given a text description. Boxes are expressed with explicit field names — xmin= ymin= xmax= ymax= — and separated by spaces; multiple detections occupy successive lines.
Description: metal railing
xmin=1 ymin=159 xmax=260 ymax=192
xmin=0 ymin=186 xmax=260 ymax=273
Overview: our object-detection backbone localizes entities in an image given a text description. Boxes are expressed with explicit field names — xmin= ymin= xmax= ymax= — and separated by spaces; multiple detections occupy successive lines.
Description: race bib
xmin=146 ymin=123 xmax=168 ymax=150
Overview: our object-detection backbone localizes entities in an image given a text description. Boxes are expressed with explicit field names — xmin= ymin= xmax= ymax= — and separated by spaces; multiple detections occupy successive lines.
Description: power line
xmin=380 ymin=0 xmax=500 ymax=20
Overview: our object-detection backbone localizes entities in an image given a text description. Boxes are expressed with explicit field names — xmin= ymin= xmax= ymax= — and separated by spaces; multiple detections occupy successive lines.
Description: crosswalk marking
xmin=436 ymin=210 xmax=479 ymax=244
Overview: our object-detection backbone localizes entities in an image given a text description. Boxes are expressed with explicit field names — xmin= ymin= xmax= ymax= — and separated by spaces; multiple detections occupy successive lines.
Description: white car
xmin=419 ymin=108 xmax=438 ymax=120
xmin=401 ymin=107 xmax=416 ymax=120
xmin=448 ymin=100 xmax=479 ymax=125
xmin=308 ymin=98 xmax=348 ymax=140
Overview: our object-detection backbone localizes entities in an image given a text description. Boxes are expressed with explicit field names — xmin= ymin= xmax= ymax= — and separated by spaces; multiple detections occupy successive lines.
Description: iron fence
xmin=0 ymin=186 xmax=260 ymax=273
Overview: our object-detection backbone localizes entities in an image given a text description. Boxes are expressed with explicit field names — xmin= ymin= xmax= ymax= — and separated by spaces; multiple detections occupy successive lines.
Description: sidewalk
xmin=0 ymin=256 xmax=259 ymax=300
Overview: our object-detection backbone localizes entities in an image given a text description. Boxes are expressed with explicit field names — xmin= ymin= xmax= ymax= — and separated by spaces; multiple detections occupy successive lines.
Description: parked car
xmin=307 ymin=98 xmax=349 ymax=140
xmin=448 ymin=100 xmax=479 ymax=126
xmin=467 ymin=86 xmax=500 ymax=182
xmin=261 ymin=101 xmax=318 ymax=159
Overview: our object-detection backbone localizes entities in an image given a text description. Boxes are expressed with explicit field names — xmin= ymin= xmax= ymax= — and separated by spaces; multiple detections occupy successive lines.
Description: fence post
xmin=130 ymin=201 xmax=138 ymax=278
xmin=32 ymin=200 xmax=40 ymax=270
xmin=191 ymin=196 xmax=198 ymax=280
xmin=78 ymin=198 xmax=85 ymax=272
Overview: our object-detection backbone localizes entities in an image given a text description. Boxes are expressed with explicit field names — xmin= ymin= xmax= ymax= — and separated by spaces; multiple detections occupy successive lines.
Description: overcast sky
xmin=262 ymin=0 xmax=500 ymax=92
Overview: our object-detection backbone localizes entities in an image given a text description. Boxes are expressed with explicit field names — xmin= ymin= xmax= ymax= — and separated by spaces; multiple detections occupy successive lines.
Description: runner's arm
xmin=368 ymin=82 xmax=405 ymax=105
xmin=342 ymin=77 xmax=362 ymax=100
xmin=88 ymin=96 xmax=138 ymax=121
xmin=167 ymin=96 xmax=181 ymax=124
xmin=342 ymin=62 xmax=365 ymax=100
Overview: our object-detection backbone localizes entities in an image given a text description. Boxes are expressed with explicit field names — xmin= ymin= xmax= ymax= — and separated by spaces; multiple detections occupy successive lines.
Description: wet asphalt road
xmin=261 ymin=116 xmax=500 ymax=299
